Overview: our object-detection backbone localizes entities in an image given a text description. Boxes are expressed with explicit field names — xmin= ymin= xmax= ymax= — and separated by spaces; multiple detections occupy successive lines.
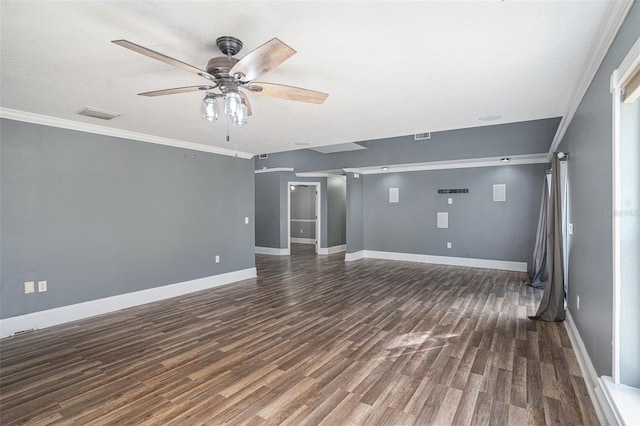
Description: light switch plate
xmin=568 ymin=223 xmax=573 ymax=235
xmin=447 ymin=242 xmax=452 ymax=248
xmin=448 ymin=198 xmax=453 ymax=205
xmin=389 ymin=188 xmax=399 ymax=203
xmin=245 ymin=217 xmax=249 ymax=224
xmin=24 ymin=281 xmax=35 ymax=294
xmin=38 ymin=281 xmax=47 ymax=292
xmin=215 ymin=255 xmax=220 ymax=263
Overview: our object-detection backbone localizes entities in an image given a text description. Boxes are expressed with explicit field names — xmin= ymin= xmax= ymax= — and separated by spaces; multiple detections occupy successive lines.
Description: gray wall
xmin=290 ymin=185 xmax=316 ymax=240
xmin=556 ymin=2 xmax=639 ymax=378
xmin=255 ymin=172 xmax=281 ymax=248
xmin=1 ymin=119 xmax=255 ymax=319
xmin=362 ymin=165 xmax=546 ymax=261
xmin=255 ymin=118 xmax=560 ymax=171
xmin=346 ymin=174 xmax=364 ymax=253
xmin=327 ymin=176 xmax=346 ymax=247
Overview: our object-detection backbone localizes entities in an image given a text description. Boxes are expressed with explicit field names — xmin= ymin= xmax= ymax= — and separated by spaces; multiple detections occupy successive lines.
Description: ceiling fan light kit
xmin=201 ymin=92 xmax=218 ymax=122
xmin=112 ymin=35 xmax=328 ymax=128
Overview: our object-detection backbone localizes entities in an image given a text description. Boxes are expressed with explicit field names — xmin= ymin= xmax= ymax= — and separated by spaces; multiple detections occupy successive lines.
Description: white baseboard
xmin=318 ymin=245 xmax=346 ymax=255
xmin=356 ymin=250 xmax=527 ymax=272
xmin=0 ymin=267 xmax=257 ymax=339
xmin=290 ymin=238 xmax=315 ymax=244
xmin=255 ymin=246 xmax=290 ymax=255
xmin=565 ymin=310 xmax=618 ymax=425
xmin=345 ymin=250 xmax=365 ymax=262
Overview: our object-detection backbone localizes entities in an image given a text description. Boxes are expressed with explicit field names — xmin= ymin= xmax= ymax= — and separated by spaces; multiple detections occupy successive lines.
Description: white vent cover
xmin=258 ymin=154 xmax=269 ymax=159
xmin=437 ymin=212 xmax=449 ymax=228
xmin=414 ymin=132 xmax=431 ymax=140
xmin=76 ymin=106 xmax=120 ymax=120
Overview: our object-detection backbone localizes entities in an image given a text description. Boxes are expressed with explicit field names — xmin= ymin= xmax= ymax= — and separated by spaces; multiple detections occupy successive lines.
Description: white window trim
xmin=610 ymin=36 xmax=640 ymax=385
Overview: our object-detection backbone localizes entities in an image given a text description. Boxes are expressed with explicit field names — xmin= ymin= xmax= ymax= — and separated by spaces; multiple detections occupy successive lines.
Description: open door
xmin=288 ymin=182 xmax=321 ymax=255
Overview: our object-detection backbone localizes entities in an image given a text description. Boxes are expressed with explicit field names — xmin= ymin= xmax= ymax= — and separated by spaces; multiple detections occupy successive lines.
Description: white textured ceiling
xmin=0 ymin=1 xmax=612 ymax=156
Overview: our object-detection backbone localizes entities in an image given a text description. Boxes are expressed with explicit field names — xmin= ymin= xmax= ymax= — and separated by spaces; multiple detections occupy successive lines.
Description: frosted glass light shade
xmin=224 ymin=92 xmax=241 ymax=116
xmin=233 ymin=102 xmax=248 ymax=126
xmin=201 ymin=94 xmax=218 ymax=121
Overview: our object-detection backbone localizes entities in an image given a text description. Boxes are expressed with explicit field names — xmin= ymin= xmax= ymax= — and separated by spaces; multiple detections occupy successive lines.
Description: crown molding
xmin=0 ymin=108 xmax=255 ymax=159
xmin=295 ymin=172 xmax=345 ymax=178
xmin=254 ymin=167 xmax=295 ymax=174
xmin=547 ymin=0 xmax=634 ymax=160
xmin=343 ymin=153 xmax=548 ymax=175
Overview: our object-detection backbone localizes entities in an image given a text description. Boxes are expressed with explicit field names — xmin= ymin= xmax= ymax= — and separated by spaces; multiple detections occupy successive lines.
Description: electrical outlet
xmin=447 ymin=242 xmax=452 ymax=249
xmin=245 ymin=217 xmax=249 ymax=224
xmin=448 ymin=198 xmax=453 ymax=205
xmin=577 ymin=295 xmax=580 ymax=310
xmin=24 ymin=281 xmax=35 ymax=294
xmin=215 ymin=255 xmax=220 ymax=263
xmin=38 ymin=281 xmax=47 ymax=292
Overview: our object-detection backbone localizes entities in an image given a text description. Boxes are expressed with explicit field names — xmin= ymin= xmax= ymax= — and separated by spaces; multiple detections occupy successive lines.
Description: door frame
xmin=287 ymin=181 xmax=321 ymax=255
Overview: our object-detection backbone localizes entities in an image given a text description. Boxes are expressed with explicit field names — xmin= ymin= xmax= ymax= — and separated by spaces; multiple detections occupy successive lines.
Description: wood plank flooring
xmin=0 ymin=248 xmax=598 ymax=425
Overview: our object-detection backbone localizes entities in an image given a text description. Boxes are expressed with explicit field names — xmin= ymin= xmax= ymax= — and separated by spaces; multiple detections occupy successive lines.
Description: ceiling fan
xmin=111 ymin=36 xmax=328 ymax=126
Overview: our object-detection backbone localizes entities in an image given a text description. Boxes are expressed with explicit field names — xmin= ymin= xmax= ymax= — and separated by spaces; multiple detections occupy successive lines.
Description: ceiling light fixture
xmin=382 ymin=166 xmax=389 ymax=171
xmin=199 ymin=89 xmax=248 ymax=126
xmin=201 ymin=92 xmax=218 ymax=122
xmin=501 ymin=158 xmax=510 ymax=163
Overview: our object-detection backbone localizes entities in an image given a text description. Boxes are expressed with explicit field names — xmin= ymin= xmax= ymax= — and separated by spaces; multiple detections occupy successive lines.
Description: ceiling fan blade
xmin=112 ymin=40 xmax=216 ymax=81
xmin=247 ymin=82 xmax=328 ymax=104
xmin=238 ymin=91 xmax=253 ymax=116
xmin=138 ymin=86 xmax=215 ymax=97
xmin=230 ymin=38 xmax=296 ymax=82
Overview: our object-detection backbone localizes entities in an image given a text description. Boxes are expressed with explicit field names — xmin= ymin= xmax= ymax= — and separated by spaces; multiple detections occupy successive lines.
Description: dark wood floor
xmin=0 ymin=250 xmax=598 ymax=425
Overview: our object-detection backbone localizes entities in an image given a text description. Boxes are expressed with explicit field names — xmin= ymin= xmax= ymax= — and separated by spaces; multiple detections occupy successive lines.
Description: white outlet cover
xmin=38 ymin=280 xmax=47 ymax=292
xmin=245 ymin=217 xmax=249 ymax=224
xmin=447 ymin=242 xmax=452 ymax=248
xmin=568 ymin=223 xmax=573 ymax=235
xmin=215 ymin=255 xmax=220 ymax=263
xmin=24 ymin=281 xmax=35 ymax=294
xmin=448 ymin=198 xmax=453 ymax=205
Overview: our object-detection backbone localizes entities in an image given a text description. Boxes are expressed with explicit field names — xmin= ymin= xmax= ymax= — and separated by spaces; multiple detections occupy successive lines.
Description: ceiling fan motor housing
xmin=206 ymin=56 xmax=239 ymax=79
xmin=216 ymin=36 xmax=243 ymax=56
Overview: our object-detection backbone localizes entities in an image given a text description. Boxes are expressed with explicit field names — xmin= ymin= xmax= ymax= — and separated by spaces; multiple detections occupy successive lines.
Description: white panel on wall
xmin=437 ymin=212 xmax=449 ymax=228
xmin=389 ymin=188 xmax=399 ymax=203
xmin=493 ymin=184 xmax=506 ymax=202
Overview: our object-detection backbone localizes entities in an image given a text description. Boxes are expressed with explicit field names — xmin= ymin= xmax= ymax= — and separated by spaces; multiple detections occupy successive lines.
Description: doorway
xmin=288 ymin=182 xmax=321 ymax=255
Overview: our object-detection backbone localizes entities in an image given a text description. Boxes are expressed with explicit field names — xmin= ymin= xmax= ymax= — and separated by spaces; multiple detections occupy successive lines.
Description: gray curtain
xmin=528 ymin=176 xmax=549 ymax=289
xmin=530 ymin=155 xmax=565 ymax=322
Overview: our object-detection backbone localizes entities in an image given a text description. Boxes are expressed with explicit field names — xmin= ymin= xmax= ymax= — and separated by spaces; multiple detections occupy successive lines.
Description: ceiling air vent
xmin=414 ymin=132 xmax=431 ymax=141
xmin=76 ymin=106 xmax=120 ymax=121
xmin=258 ymin=154 xmax=269 ymax=159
